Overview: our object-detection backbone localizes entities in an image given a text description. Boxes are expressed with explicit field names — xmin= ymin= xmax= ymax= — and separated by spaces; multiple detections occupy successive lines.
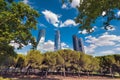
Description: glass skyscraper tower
xmin=54 ymin=30 xmax=61 ymax=51
xmin=36 ymin=29 xmax=45 ymax=52
xmin=72 ymin=35 xmax=85 ymax=53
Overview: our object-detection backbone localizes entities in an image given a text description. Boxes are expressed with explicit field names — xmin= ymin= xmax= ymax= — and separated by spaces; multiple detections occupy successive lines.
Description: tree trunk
xmin=45 ymin=70 xmax=48 ymax=78
xmin=87 ymin=71 xmax=89 ymax=77
xmin=110 ymin=67 xmax=114 ymax=78
xmin=91 ymin=72 xmax=93 ymax=76
xmin=62 ymin=66 xmax=66 ymax=77
xmin=77 ymin=71 xmax=80 ymax=77
xmin=63 ymin=71 xmax=66 ymax=77
xmin=61 ymin=71 xmax=62 ymax=76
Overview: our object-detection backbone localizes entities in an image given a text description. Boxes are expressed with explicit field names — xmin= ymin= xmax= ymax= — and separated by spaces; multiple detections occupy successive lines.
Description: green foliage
xmin=0 ymin=0 xmax=39 ymax=56
xmin=0 ymin=77 xmax=11 ymax=80
xmin=79 ymin=53 xmax=99 ymax=72
xmin=15 ymin=54 xmax=25 ymax=68
xmin=0 ymin=44 xmax=16 ymax=56
xmin=26 ymin=50 xmax=43 ymax=69
xmin=0 ymin=50 xmax=16 ymax=67
xmin=0 ymin=55 xmax=15 ymax=67
xmin=97 ymin=54 xmax=120 ymax=75
xmin=1 ymin=49 xmax=120 ymax=77
xmin=63 ymin=0 xmax=120 ymax=32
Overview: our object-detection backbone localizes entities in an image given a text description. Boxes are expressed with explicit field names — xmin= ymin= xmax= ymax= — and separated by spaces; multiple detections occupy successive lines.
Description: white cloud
xmin=85 ymin=32 xmax=120 ymax=54
xmin=28 ymin=43 xmax=32 ymax=46
xmin=60 ymin=19 xmax=78 ymax=27
xmin=39 ymin=23 xmax=47 ymax=28
xmin=23 ymin=0 xmax=28 ymax=4
xmin=95 ymin=50 xmax=115 ymax=56
xmin=9 ymin=40 xmax=26 ymax=49
xmin=84 ymin=45 xmax=96 ymax=54
xmin=15 ymin=45 xmax=32 ymax=55
xmin=86 ymin=32 xmax=120 ymax=47
xmin=71 ymin=0 xmax=80 ymax=8
xmin=42 ymin=10 xmax=60 ymax=27
xmin=102 ymin=25 xmax=116 ymax=31
xmin=42 ymin=11 xmax=78 ymax=28
xmin=78 ymin=29 xmax=88 ymax=34
xmin=78 ymin=26 xmax=96 ymax=34
xmin=102 ymin=11 xmax=106 ymax=16
xmin=114 ymin=48 xmax=120 ymax=51
xmin=37 ymin=40 xmax=70 ymax=52
xmin=115 ymin=44 xmax=120 ymax=47
xmin=117 ymin=11 xmax=120 ymax=17
xmin=61 ymin=42 xmax=69 ymax=49
xmin=61 ymin=0 xmax=83 ymax=9
xmin=62 ymin=4 xmax=68 ymax=9
xmin=42 ymin=40 xmax=54 ymax=51
xmin=9 ymin=42 xmax=19 ymax=49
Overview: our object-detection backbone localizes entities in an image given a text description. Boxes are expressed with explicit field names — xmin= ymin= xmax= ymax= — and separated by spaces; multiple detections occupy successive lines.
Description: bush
xmin=0 ymin=77 xmax=11 ymax=80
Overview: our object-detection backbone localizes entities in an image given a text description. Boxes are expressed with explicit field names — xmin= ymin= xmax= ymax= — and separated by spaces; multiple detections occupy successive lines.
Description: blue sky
xmin=15 ymin=0 xmax=120 ymax=56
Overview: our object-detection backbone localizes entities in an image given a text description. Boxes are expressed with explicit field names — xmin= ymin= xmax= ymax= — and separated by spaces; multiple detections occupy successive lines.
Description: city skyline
xmin=15 ymin=0 xmax=120 ymax=56
xmin=36 ymin=29 xmax=85 ymax=53
xmin=36 ymin=29 xmax=62 ymax=52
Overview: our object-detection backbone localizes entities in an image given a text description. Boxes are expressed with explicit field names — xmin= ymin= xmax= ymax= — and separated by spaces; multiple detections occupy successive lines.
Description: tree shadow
xmin=0 ymin=74 xmax=61 ymax=80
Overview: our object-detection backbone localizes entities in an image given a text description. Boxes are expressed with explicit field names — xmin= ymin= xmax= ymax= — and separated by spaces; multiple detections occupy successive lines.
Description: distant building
xmin=78 ymin=38 xmax=85 ymax=53
xmin=73 ymin=35 xmax=79 ymax=51
xmin=54 ymin=30 xmax=61 ymax=51
xmin=72 ymin=35 xmax=85 ymax=53
xmin=36 ymin=29 xmax=45 ymax=52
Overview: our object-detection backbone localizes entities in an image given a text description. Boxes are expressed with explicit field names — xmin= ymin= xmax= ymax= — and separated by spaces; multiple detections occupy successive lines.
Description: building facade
xmin=36 ymin=29 xmax=45 ymax=52
xmin=54 ymin=30 xmax=61 ymax=51
xmin=72 ymin=35 xmax=85 ymax=53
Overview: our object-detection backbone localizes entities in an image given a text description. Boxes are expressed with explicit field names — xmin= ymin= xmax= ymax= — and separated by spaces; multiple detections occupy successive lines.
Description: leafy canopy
xmin=63 ymin=0 xmax=120 ymax=32
xmin=0 ymin=0 xmax=39 ymax=54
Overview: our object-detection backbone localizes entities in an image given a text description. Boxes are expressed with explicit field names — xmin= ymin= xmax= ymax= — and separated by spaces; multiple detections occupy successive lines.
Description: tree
xmin=55 ymin=52 xmax=64 ymax=76
xmin=98 ymin=55 xmax=115 ymax=77
xmin=15 ymin=54 xmax=26 ymax=69
xmin=0 ymin=55 xmax=15 ymax=67
xmin=57 ymin=49 xmax=72 ymax=76
xmin=0 ymin=0 xmax=39 ymax=55
xmin=69 ymin=51 xmax=80 ymax=76
xmin=0 ymin=46 xmax=16 ymax=68
xmin=79 ymin=53 xmax=99 ymax=76
xmin=79 ymin=53 xmax=91 ymax=76
xmin=26 ymin=50 xmax=43 ymax=69
xmin=113 ymin=54 xmax=120 ymax=75
xmin=42 ymin=51 xmax=57 ymax=77
xmin=57 ymin=49 xmax=80 ymax=76
xmin=63 ymin=0 xmax=120 ymax=32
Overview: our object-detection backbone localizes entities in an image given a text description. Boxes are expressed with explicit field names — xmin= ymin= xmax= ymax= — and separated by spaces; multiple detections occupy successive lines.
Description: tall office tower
xmin=78 ymin=38 xmax=85 ymax=53
xmin=36 ymin=29 xmax=45 ymax=52
xmin=73 ymin=35 xmax=79 ymax=51
xmin=72 ymin=35 xmax=85 ymax=53
xmin=54 ymin=30 xmax=61 ymax=51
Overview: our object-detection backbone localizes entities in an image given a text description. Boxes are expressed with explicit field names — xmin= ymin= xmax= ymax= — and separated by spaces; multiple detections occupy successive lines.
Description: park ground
xmin=1 ymin=74 xmax=120 ymax=80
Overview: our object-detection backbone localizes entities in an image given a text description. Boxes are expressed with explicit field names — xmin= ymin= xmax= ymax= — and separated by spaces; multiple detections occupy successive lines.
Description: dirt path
xmin=6 ymin=75 xmax=120 ymax=80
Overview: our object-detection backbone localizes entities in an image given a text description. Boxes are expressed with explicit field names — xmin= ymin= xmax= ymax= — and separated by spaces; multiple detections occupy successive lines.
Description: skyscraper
xmin=36 ymin=29 xmax=45 ymax=52
xmin=54 ymin=30 xmax=61 ymax=51
xmin=78 ymin=38 xmax=85 ymax=53
xmin=72 ymin=35 xmax=85 ymax=53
